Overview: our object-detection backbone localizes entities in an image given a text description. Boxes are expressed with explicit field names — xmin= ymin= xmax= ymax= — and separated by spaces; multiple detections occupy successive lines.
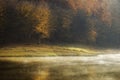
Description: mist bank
xmin=0 ymin=0 xmax=120 ymax=48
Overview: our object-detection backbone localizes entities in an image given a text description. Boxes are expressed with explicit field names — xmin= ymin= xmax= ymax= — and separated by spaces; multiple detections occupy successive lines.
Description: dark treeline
xmin=0 ymin=0 xmax=120 ymax=47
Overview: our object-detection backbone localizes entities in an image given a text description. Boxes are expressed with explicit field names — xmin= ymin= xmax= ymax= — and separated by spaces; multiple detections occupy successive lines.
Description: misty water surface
xmin=0 ymin=54 xmax=120 ymax=80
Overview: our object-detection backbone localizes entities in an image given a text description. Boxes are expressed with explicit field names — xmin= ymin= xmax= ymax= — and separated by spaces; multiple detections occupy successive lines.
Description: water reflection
xmin=0 ymin=58 xmax=120 ymax=80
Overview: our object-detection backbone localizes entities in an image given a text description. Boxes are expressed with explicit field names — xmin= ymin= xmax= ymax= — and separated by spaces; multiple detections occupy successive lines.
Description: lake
xmin=0 ymin=54 xmax=120 ymax=80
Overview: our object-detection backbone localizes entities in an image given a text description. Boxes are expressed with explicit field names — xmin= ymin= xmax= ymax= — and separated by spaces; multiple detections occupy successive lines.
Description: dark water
xmin=0 ymin=56 xmax=120 ymax=80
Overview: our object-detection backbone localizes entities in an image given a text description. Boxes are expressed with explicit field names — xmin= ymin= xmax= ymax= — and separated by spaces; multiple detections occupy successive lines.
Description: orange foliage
xmin=16 ymin=1 xmax=51 ymax=38
xmin=68 ymin=0 xmax=112 ymax=25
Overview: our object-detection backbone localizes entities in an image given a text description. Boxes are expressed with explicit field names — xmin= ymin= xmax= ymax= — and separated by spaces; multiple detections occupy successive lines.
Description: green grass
xmin=0 ymin=44 xmax=99 ymax=57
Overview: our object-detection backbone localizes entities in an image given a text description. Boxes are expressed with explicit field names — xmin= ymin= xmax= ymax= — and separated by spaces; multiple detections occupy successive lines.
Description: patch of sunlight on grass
xmin=66 ymin=47 xmax=96 ymax=53
xmin=0 ymin=45 xmax=98 ymax=56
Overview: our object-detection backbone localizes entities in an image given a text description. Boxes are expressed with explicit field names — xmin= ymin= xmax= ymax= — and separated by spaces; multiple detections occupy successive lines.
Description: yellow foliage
xmin=33 ymin=3 xmax=51 ymax=38
xmin=16 ymin=1 xmax=34 ymax=17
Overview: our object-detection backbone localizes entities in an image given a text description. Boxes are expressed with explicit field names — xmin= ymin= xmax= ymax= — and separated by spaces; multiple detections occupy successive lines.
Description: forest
xmin=0 ymin=0 xmax=120 ymax=47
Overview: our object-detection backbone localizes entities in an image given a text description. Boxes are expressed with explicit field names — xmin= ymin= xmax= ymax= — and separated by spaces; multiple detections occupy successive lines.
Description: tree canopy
xmin=0 ymin=0 xmax=119 ymax=47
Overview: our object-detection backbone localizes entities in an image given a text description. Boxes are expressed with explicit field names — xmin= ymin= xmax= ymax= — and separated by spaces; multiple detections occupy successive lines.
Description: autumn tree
xmin=16 ymin=1 xmax=36 ymax=42
xmin=49 ymin=4 xmax=75 ymax=42
xmin=67 ymin=0 xmax=112 ymax=44
xmin=33 ymin=2 xmax=52 ymax=43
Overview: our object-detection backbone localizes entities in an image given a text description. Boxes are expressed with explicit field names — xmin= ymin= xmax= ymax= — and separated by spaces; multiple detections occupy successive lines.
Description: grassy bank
xmin=0 ymin=44 xmax=99 ymax=57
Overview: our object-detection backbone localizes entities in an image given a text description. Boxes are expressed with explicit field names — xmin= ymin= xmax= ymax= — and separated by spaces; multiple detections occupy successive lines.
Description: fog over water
xmin=1 ymin=53 xmax=120 ymax=80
